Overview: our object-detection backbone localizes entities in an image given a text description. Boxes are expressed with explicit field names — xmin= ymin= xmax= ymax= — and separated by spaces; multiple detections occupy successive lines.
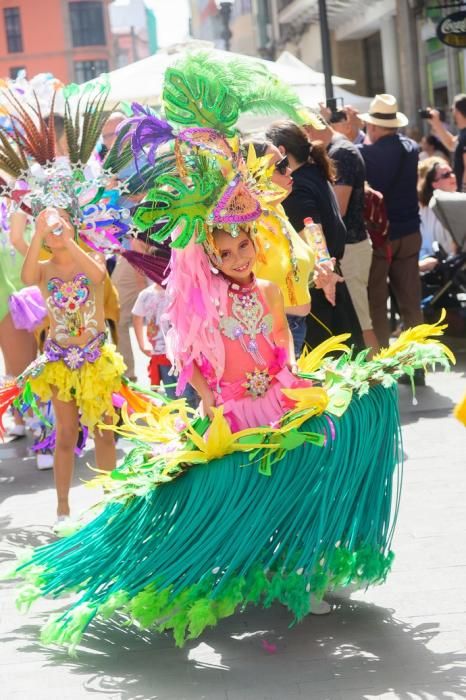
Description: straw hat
xmin=359 ymin=94 xmax=408 ymax=128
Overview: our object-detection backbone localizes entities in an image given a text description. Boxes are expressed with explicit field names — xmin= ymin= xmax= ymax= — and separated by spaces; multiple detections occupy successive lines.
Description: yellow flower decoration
xmin=297 ymin=334 xmax=351 ymax=374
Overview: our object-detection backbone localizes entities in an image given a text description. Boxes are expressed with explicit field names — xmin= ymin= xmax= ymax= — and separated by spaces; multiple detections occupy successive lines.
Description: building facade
xmin=110 ymin=0 xmax=158 ymax=68
xmin=274 ymin=0 xmax=466 ymax=128
xmin=190 ymin=0 xmax=466 ymax=132
xmin=189 ymin=0 xmax=273 ymax=56
xmin=0 ymin=0 xmax=114 ymax=83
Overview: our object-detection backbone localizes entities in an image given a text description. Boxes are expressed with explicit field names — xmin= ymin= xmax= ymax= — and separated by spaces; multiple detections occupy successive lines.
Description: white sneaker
xmin=52 ymin=515 xmax=72 ymax=536
xmin=6 ymin=423 xmax=26 ymax=438
xmin=36 ymin=453 xmax=54 ymax=470
xmin=310 ymin=595 xmax=332 ymax=615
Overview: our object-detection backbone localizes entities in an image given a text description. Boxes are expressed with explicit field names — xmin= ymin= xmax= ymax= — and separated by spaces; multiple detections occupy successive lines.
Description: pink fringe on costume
xmin=164 ymin=240 xmax=229 ymax=394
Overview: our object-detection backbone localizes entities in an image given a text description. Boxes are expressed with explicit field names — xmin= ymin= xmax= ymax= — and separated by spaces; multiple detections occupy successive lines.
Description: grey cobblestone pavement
xmin=0 ymin=336 xmax=465 ymax=700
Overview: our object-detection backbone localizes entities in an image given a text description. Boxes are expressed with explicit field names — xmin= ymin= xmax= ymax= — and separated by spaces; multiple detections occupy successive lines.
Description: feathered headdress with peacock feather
xmin=121 ymin=51 xmax=304 ymax=251
xmin=0 ymin=79 xmax=141 ymax=255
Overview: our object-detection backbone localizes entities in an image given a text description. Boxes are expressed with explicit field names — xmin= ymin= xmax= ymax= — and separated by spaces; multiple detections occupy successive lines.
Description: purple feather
xmin=122 ymin=248 xmax=171 ymax=285
xmin=117 ymin=103 xmax=174 ymax=164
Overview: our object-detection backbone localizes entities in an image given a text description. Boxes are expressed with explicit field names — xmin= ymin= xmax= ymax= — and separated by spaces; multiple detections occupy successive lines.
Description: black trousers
xmin=305 ymin=279 xmax=364 ymax=351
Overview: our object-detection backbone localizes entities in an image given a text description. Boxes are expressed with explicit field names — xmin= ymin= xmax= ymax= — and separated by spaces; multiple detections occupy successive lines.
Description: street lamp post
xmin=217 ymin=0 xmax=234 ymax=51
xmin=318 ymin=0 xmax=334 ymax=100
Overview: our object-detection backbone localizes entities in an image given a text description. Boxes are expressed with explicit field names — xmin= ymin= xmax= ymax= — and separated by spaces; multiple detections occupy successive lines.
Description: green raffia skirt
xmin=14 ymin=384 xmax=402 ymax=651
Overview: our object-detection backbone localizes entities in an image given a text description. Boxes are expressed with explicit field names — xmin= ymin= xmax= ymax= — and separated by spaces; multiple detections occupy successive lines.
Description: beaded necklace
xmin=219 ymin=275 xmax=273 ymax=365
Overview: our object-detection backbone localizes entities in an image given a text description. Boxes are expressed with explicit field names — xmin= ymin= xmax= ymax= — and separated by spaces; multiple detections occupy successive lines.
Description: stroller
xmin=421 ymin=191 xmax=466 ymax=326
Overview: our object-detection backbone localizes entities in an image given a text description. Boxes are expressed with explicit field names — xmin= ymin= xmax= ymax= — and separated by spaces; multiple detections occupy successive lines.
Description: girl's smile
xmin=213 ymin=229 xmax=256 ymax=283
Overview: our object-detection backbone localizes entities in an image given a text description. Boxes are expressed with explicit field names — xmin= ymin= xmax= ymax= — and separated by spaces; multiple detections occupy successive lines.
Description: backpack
xmin=364 ymin=186 xmax=388 ymax=249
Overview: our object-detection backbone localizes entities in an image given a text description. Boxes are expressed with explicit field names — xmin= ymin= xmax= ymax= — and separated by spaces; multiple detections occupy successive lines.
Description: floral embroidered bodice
xmin=45 ymin=271 xmax=105 ymax=346
xmin=218 ymin=279 xmax=278 ymax=398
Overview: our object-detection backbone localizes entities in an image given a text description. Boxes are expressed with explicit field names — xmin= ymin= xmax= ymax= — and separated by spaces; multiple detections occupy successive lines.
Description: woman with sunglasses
xmin=243 ymin=140 xmax=315 ymax=356
xmin=417 ymin=157 xmax=457 ymax=272
xmin=266 ymin=121 xmax=363 ymax=349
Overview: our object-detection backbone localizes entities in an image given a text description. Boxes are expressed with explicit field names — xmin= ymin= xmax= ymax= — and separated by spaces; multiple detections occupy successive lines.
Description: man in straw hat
xmin=358 ymin=94 xmax=423 ymax=369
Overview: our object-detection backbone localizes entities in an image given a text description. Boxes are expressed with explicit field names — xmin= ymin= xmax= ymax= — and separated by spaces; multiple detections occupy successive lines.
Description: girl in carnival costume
xmin=0 ymin=83 xmax=155 ymax=524
xmin=7 ymin=52 xmax=455 ymax=651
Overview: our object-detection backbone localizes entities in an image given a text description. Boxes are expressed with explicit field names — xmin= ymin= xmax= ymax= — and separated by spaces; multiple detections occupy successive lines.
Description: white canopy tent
xmin=77 ymin=41 xmax=370 ymax=118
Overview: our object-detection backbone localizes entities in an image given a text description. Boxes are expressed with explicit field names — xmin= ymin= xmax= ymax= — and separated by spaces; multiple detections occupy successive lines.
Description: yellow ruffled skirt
xmin=28 ymin=344 xmax=126 ymax=432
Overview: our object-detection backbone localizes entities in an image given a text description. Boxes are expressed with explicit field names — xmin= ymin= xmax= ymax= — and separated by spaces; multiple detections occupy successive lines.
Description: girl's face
xmin=213 ymin=229 xmax=256 ymax=284
xmin=43 ymin=209 xmax=73 ymax=252
xmin=432 ymin=162 xmax=457 ymax=193
xmin=267 ymin=144 xmax=293 ymax=197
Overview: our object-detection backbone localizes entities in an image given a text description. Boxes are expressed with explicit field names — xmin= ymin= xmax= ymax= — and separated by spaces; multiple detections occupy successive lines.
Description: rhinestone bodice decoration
xmin=46 ymin=273 xmax=98 ymax=344
xmin=219 ymin=278 xmax=273 ymax=366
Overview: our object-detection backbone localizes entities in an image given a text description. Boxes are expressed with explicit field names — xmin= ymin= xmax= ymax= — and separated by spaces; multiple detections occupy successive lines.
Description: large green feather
xmin=164 ymin=52 xmax=302 ymax=134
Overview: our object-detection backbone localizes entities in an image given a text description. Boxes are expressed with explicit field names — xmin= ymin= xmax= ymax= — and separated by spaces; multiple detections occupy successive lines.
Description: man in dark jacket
xmin=358 ymin=94 xmax=423 ymax=350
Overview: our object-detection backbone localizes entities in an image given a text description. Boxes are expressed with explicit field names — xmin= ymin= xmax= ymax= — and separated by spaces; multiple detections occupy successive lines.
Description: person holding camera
xmin=427 ymin=94 xmax=466 ymax=193
xmin=358 ymin=94 xmax=423 ymax=356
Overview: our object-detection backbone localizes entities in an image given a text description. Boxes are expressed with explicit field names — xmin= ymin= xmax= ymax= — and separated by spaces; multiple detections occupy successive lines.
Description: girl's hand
xmin=289 ymin=361 xmax=298 ymax=375
xmin=200 ymin=389 xmax=216 ymax=420
xmin=34 ymin=208 xmax=54 ymax=240
xmin=314 ymin=259 xmax=344 ymax=306
xmin=140 ymin=344 xmax=153 ymax=357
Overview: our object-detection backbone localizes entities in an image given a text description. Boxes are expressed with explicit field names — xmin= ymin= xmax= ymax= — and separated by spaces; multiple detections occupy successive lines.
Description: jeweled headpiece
xmin=122 ymin=51 xmax=303 ymax=250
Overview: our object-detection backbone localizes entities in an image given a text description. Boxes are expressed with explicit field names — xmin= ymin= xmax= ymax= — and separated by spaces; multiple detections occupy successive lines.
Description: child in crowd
xmin=132 ymin=281 xmax=175 ymax=397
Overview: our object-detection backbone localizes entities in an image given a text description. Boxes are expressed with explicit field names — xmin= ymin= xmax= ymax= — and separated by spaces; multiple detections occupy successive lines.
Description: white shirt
xmin=132 ymin=285 xmax=168 ymax=354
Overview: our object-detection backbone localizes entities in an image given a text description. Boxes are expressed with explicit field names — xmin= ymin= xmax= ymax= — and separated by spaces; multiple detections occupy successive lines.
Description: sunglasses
xmin=274 ymin=156 xmax=289 ymax=175
xmin=434 ymin=170 xmax=454 ymax=181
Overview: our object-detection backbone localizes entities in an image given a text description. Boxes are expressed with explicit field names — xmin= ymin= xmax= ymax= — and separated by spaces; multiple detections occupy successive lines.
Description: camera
xmin=419 ymin=108 xmax=446 ymax=121
xmin=326 ymin=97 xmax=346 ymax=124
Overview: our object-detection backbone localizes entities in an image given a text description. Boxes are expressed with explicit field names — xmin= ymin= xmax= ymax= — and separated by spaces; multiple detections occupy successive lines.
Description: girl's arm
xmin=21 ymin=214 xmax=47 ymax=286
xmin=9 ymin=210 xmax=29 ymax=257
xmin=261 ymin=281 xmax=297 ymax=372
xmin=132 ymin=314 xmax=153 ymax=357
xmin=64 ymin=238 xmax=107 ymax=285
xmin=53 ymin=209 xmax=106 ymax=284
xmin=189 ymin=362 xmax=215 ymax=419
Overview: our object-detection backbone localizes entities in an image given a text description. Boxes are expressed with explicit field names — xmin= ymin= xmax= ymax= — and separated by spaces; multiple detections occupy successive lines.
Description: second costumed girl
xmin=10 ymin=53 xmax=454 ymax=651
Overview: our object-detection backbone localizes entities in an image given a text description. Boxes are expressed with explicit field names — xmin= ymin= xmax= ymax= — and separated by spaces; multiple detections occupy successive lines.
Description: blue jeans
xmin=286 ymin=313 xmax=307 ymax=358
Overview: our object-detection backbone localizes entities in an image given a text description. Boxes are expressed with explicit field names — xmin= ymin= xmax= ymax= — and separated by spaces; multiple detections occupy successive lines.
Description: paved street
xmin=1 ymin=334 xmax=466 ymax=700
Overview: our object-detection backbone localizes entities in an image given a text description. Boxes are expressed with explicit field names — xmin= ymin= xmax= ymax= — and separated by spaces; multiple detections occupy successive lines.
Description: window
xmin=9 ymin=65 xmax=25 ymax=79
xmin=74 ymin=59 xmax=109 ymax=83
xmin=4 ymin=7 xmax=23 ymax=53
xmin=69 ymin=1 xmax=105 ymax=47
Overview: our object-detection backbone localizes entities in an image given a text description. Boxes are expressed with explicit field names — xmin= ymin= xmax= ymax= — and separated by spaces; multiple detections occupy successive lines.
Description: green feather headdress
xmin=127 ymin=51 xmax=303 ymax=249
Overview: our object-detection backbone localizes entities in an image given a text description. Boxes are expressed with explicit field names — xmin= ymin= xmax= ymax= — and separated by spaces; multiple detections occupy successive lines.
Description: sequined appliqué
xmin=243 ymin=368 xmax=271 ymax=398
xmin=47 ymin=273 xmax=97 ymax=342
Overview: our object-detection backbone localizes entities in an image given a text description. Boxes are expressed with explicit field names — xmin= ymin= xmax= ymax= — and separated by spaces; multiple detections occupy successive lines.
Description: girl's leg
xmin=93 ymin=415 xmax=116 ymax=472
xmin=0 ymin=313 xmax=37 ymax=376
xmin=0 ymin=314 xmax=37 ymax=426
xmin=50 ymin=388 xmax=80 ymax=517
